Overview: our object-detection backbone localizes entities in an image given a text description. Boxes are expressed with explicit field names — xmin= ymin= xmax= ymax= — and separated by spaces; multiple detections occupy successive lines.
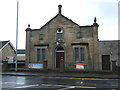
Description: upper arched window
xmin=56 ymin=28 xmax=63 ymax=40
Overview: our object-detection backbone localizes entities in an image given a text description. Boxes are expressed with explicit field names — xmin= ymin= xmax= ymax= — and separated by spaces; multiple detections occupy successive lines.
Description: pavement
xmin=1 ymin=70 xmax=120 ymax=79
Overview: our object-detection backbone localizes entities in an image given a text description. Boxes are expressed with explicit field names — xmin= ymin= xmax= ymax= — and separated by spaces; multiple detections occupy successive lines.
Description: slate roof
xmin=0 ymin=41 xmax=9 ymax=49
xmin=0 ymin=40 xmax=16 ymax=53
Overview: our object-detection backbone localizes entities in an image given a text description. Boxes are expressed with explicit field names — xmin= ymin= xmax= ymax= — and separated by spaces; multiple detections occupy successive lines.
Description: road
xmin=2 ymin=75 xmax=119 ymax=90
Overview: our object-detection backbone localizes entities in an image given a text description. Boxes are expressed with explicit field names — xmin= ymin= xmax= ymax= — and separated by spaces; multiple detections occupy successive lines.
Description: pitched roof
xmin=0 ymin=41 xmax=9 ymax=49
xmin=0 ymin=40 xmax=16 ymax=53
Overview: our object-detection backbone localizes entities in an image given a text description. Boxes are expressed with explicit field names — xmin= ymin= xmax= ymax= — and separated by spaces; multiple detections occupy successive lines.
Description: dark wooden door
xmin=56 ymin=52 xmax=64 ymax=68
xmin=102 ymin=55 xmax=110 ymax=70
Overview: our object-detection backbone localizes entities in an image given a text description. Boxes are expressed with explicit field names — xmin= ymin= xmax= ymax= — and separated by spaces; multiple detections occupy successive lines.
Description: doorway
xmin=56 ymin=46 xmax=64 ymax=68
xmin=102 ymin=55 xmax=110 ymax=70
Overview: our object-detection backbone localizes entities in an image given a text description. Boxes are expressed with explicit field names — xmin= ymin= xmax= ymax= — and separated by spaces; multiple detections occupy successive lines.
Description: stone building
xmin=99 ymin=40 xmax=120 ymax=71
xmin=0 ymin=41 xmax=26 ymax=71
xmin=25 ymin=5 xmax=100 ymax=70
xmin=0 ymin=40 xmax=16 ymax=71
xmin=0 ymin=40 xmax=16 ymax=63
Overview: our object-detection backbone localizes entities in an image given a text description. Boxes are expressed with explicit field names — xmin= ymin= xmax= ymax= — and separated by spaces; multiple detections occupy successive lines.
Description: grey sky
xmin=0 ymin=0 xmax=119 ymax=49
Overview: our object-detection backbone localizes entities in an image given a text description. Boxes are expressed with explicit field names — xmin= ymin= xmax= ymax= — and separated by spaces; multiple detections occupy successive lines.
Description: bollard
xmin=43 ymin=60 xmax=48 ymax=72
xmin=112 ymin=60 xmax=116 ymax=72
xmin=60 ymin=57 xmax=65 ymax=72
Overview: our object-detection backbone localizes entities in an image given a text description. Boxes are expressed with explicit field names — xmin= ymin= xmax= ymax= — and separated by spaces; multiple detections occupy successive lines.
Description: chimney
xmin=58 ymin=4 xmax=62 ymax=14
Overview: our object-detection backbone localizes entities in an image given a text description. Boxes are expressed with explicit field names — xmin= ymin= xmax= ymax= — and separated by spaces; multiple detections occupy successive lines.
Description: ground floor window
xmin=74 ymin=47 xmax=86 ymax=62
xmin=37 ymin=48 xmax=46 ymax=62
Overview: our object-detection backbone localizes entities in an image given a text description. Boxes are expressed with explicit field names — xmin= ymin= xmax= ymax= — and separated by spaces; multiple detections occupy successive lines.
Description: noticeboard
xmin=76 ymin=64 xmax=84 ymax=70
xmin=28 ymin=63 xmax=43 ymax=69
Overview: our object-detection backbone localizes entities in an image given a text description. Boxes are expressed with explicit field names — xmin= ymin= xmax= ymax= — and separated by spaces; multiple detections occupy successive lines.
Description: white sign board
xmin=6 ymin=57 xmax=14 ymax=63
xmin=76 ymin=64 xmax=84 ymax=70
xmin=28 ymin=63 xmax=43 ymax=69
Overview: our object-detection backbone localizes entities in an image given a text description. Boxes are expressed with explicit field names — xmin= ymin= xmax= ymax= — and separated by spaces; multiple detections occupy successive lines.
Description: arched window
xmin=56 ymin=28 xmax=63 ymax=40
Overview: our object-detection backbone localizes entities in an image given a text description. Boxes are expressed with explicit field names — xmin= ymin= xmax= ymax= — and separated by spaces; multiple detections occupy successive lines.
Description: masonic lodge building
xmin=25 ymin=5 xmax=100 ymax=70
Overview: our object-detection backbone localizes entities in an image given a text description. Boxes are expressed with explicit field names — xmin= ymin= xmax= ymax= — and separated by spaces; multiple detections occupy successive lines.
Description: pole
xmin=15 ymin=0 xmax=19 ymax=72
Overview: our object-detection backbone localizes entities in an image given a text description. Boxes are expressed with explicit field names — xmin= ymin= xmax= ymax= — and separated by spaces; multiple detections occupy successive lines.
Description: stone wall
xmin=99 ymin=40 xmax=119 ymax=70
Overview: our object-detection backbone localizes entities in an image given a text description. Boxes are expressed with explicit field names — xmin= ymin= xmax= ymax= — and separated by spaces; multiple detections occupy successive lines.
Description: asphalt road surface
xmin=2 ymin=75 xmax=119 ymax=90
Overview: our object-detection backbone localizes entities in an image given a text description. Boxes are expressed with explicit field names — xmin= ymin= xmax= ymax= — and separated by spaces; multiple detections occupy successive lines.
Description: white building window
xmin=74 ymin=47 xmax=86 ymax=62
xmin=37 ymin=48 xmax=46 ymax=62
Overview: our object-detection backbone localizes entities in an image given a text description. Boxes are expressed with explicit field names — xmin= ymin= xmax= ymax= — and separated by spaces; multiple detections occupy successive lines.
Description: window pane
xmin=37 ymin=48 xmax=41 ymax=62
xmin=74 ymin=48 xmax=79 ymax=61
xmin=37 ymin=48 xmax=46 ymax=62
xmin=57 ymin=33 xmax=62 ymax=40
xmin=42 ymin=48 xmax=46 ymax=61
xmin=80 ymin=47 xmax=85 ymax=61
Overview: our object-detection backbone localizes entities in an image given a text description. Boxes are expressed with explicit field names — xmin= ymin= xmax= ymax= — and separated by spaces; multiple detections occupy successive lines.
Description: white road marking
xmin=58 ymin=86 xmax=96 ymax=90
xmin=41 ymin=84 xmax=52 ymax=87
xmin=58 ymin=86 xmax=75 ymax=90
xmin=14 ymin=84 xmax=39 ymax=88
xmin=75 ymin=86 xmax=96 ymax=88
xmin=42 ymin=83 xmax=96 ymax=89
xmin=1 ymin=82 xmax=24 ymax=85
xmin=42 ymin=84 xmax=65 ymax=87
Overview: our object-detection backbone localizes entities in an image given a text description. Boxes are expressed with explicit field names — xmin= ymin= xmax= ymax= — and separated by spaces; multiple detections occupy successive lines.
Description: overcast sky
xmin=0 ymin=0 xmax=119 ymax=49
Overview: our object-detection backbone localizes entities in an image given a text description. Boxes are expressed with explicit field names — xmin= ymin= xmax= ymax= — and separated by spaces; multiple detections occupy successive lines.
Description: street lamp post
xmin=15 ymin=0 xmax=19 ymax=72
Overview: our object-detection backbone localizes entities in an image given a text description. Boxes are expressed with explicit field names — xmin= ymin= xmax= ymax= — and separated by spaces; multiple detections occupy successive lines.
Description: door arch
xmin=56 ymin=46 xmax=64 ymax=68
